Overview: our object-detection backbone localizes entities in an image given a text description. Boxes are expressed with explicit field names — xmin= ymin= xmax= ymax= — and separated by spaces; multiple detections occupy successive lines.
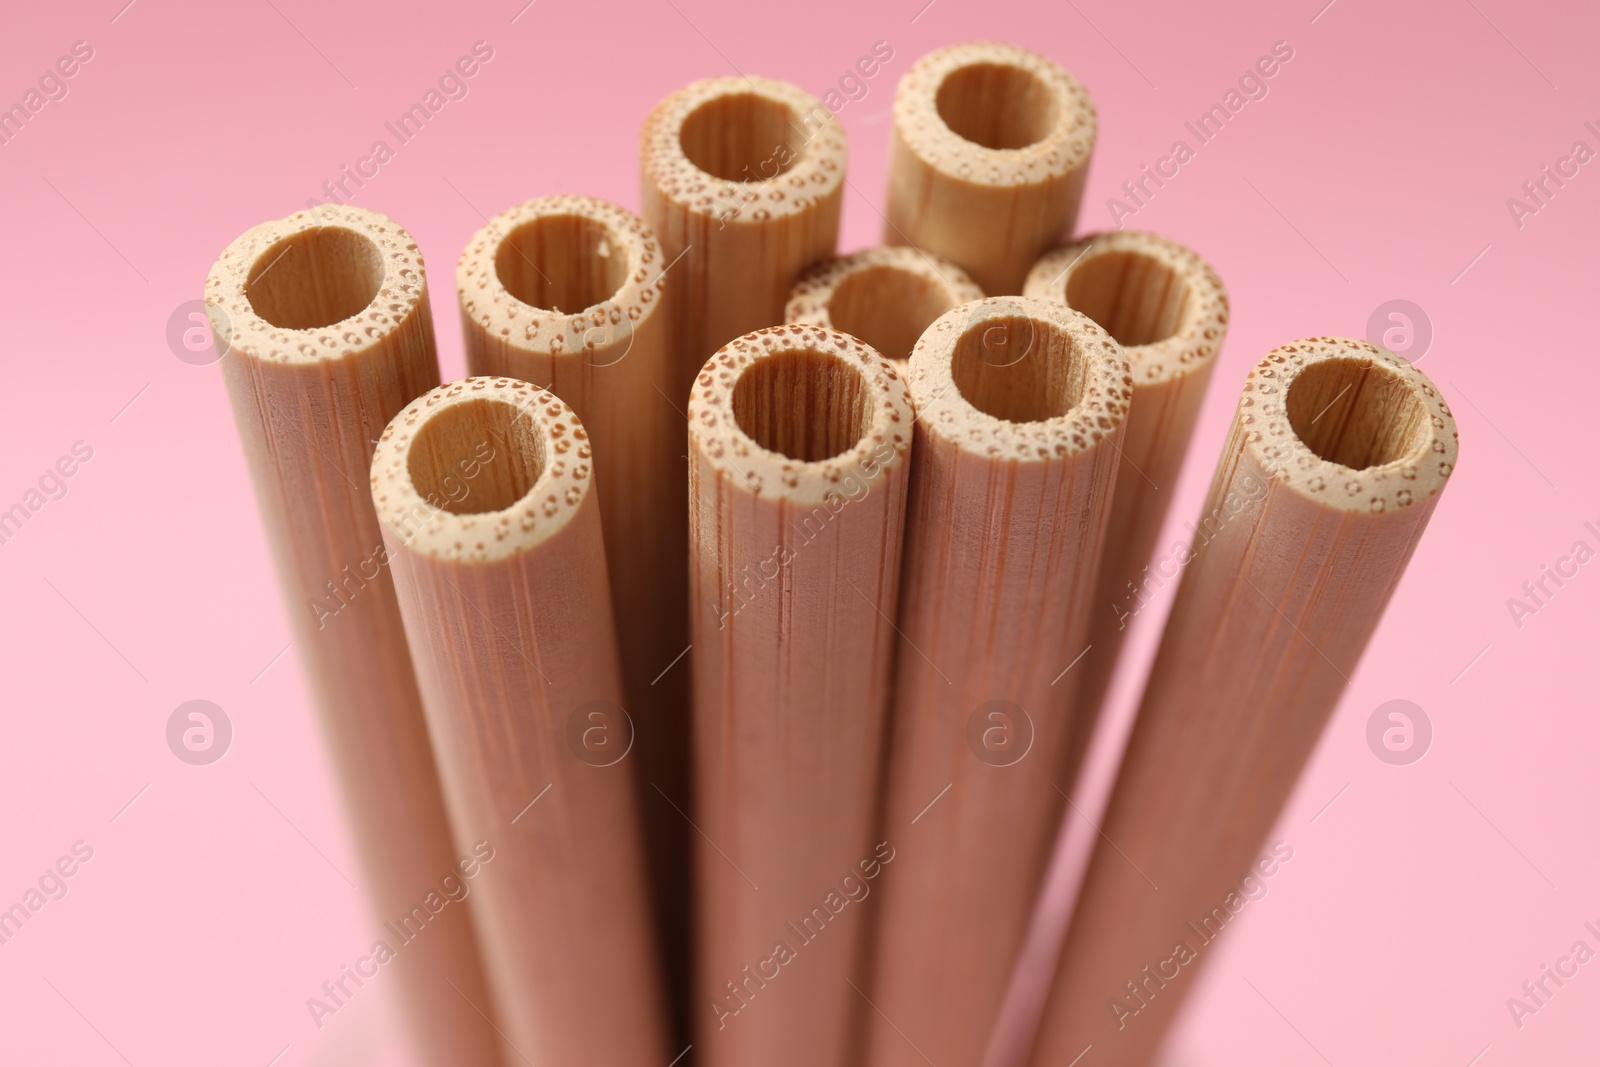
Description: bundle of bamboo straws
xmin=205 ymin=40 xmax=1459 ymax=1067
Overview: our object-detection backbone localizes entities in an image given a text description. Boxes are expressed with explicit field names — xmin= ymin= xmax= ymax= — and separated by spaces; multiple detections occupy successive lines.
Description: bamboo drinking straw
xmin=205 ymin=207 xmax=503 ymax=1067
xmin=785 ymin=246 xmax=984 ymax=369
xmin=1023 ymin=231 xmax=1228 ymax=769
xmin=863 ymin=297 xmax=1131 ymax=1067
xmin=455 ymin=196 xmax=688 ymax=1021
xmin=642 ymin=76 xmax=846 ymax=395
xmin=687 ymin=325 xmax=913 ymax=1067
xmin=883 ymin=43 xmax=1097 ymax=296
xmin=1025 ymin=338 xmax=1458 ymax=1067
xmin=373 ymin=377 xmax=670 ymax=1066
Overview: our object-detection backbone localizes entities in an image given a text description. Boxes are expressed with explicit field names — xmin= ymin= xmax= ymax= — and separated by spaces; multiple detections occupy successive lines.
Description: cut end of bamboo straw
xmin=688 ymin=324 xmax=912 ymax=504
xmin=1246 ymin=337 xmax=1458 ymax=511
xmin=371 ymin=376 xmax=594 ymax=562
xmin=893 ymin=42 xmax=1095 ymax=189
xmin=1025 ymin=230 xmax=1228 ymax=386
xmin=457 ymin=195 xmax=665 ymax=361
xmin=786 ymin=247 xmax=984 ymax=366
xmin=205 ymin=205 xmax=426 ymax=364
xmin=641 ymin=75 xmax=846 ymax=222
xmin=909 ymin=296 xmax=1131 ymax=458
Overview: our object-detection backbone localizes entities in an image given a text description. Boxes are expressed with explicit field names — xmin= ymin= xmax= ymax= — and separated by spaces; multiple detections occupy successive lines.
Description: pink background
xmin=0 ymin=0 xmax=1594 ymax=1064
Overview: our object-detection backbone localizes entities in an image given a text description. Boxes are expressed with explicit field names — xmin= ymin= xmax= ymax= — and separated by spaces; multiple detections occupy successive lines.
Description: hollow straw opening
xmin=679 ymin=92 xmax=801 ymax=182
xmin=494 ymin=214 xmax=630 ymax=315
xmin=935 ymin=62 xmax=1060 ymax=150
xmin=731 ymin=349 xmax=871 ymax=462
xmin=244 ymin=226 xmax=385 ymax=330
xmin=1064 ymin=250 xmax=1192 ymax=347
xmin=951 ymin=313 xmax=1087 ymax=423
xmin=1285 ymin=357 xmax=1431 ymax=470
xmin=828 ymin=265 xmax=956 ymax=364
xmin=406 ymin=397 xmax=545 ymax=515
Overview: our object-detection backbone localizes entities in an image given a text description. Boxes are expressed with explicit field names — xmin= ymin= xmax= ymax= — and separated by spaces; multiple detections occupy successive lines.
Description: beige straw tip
xmin=641 ymin=75 xmax=846 ymax=223
xmin=909 ymin=296 xmax=1132 ymax=459
xmin=371 ymin=376 xmax=594 ymax=562
xmin=205 ymin=204 xmax=426 ymax=365
xmin=1024 ymin=229 xmax=1228 ymax=385
xmin=1243 ymin=336 xmax=1459 ymax=512
xmin=456 ymin=195 xmax=666 ymax=358
xmin=786 ymin=246 xmax=984 ymax=367
xmin=688 ymin=324 xmax=912 ymax=504
xmin=893 ymin=42 xmax=1096 ymax=188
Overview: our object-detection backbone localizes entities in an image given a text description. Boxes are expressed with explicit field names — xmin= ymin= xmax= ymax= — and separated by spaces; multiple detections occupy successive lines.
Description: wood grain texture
xmin=642 ymin=76 xmax=846 ymax=397
xmin=686 ymin=325 xmax=912 ymax=1067
xmin=1023 ymin=231 xmax=1228 ymax=774
xmin=455 ymin=195 xmax=689 ymax=1030
xmin=373 ymin=377 xmax=669 ymax=1066
xmin=205 ymin=206 xmax=504 ymax=1067
xmin=863 ymin=296 xmax=1131 ymax=1067
xmin=1025 ymin=338 xmax=1458 ymax=1067
xmin=786 ymin=245 xmax=983 ymax=370
xmin=883 ymin=43 xmax=1096 ymax=296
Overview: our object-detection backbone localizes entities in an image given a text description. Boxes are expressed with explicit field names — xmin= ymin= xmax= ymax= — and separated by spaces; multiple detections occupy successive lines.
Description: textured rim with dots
xmin=456 ymin=195 xmax=665 ymax=359
xmin=1244 ymin=337 xmax=1458 ymax=513
xmin=785 ymin=246 xmax=985 ymax=332
xmin=204 ymin=205 xmax=425 ymax=365
xmin=371 ymin=377 xmax=593 ymax=563
xmin=640 ymin=75 xmax=847 ymax=225
xmin=908 ymin=296 xmax=1132 ymax=459
xmin=1024 ymin=230 xmax=1229 ymax=386
xmin=687 ymin=324 xmax=912 ymax=506
xmin=893 ymin=42 xmax=1096 ymax=189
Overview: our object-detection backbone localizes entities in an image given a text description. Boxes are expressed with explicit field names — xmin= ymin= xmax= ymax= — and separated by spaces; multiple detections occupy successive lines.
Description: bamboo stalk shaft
xmin=686 ymin=325 xmax=913 ymax=1067
xmin=863 ymin=297 xmax=1131 ymax=1067
xmin=1023 ymin=231 xmax=1228 ymax=772
xmin=206 ymin=207 xmax=504 ymax=1067
xmin=373 ymin=376 xmax=670 ymax=1066
xmin=1024 ymin=338 xmax=1459 ymax=1067
xmin=455 ymin=196 xmax=689 ymax=1027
